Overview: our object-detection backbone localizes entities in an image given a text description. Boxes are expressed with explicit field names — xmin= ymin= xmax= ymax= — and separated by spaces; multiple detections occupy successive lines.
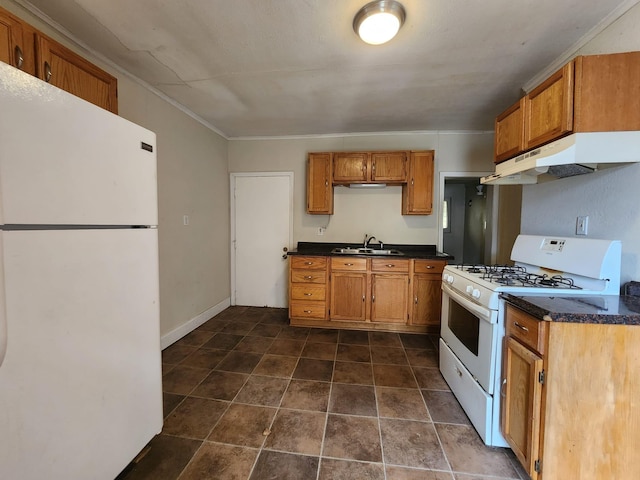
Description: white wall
xmin=521 ymin=2 xmax=640 ymax=285
xmin=229 ymin=132 xmax=494 ymax=247
xmin=1 ymin=0 xmax=231 ymax=338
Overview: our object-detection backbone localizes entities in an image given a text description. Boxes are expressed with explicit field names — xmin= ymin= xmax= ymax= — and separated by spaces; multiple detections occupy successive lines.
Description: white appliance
xmin=0 ymin=63 xmax=162 ymax=479
xmin=481 ymin=131 xmax=640 ymax=185
xmin=439 ymin=234 xmax=621 ymax=447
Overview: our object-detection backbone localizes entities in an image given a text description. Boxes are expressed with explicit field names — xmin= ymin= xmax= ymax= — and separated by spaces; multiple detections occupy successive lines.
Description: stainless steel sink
xmin=331 ymin=247 xmax=404 ymax=256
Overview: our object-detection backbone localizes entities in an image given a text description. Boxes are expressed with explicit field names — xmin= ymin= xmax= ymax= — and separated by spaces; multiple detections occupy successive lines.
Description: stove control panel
xmin=541 ymin=238 xmax=566 ymax=252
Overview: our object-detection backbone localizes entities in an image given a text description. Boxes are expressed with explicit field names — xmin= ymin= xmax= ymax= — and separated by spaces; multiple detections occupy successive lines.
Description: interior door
xmin=232 ymin=173 xmax=293 ymax=308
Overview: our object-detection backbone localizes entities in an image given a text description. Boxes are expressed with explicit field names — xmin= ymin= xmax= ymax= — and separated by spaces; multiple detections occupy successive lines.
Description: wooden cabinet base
xmin=289 ymin=316 xmax=432 ymax=334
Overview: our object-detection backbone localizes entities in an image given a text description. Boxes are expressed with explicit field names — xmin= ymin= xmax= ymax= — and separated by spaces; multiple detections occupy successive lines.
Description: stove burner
xmin=466 ymin=267 xmax=483 ymax=273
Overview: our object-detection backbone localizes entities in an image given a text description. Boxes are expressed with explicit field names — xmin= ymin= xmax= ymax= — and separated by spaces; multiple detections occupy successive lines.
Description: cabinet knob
xmin=425 ymin=265 xmax=434 ymax=269
xmin=415 ymin=296 xmax=418 ymax=304
xmin=304 ymin=310 xmax=312 ymax=314
xmin=372 ymin=295 xmax=375 ymax=303
xmin=345 ymin=263 xmax=354 ymax=266
xmin=304 ymin=293 xmax=312 ymax=296
xmin=304 ymin=275 xmax=313 ymax=280
xmin=386 ymin=264 xmax=395 ymax=268
xmin=362 ymin=295 xmax=365 ymax=302
xmin=14 ymin=45 xmax=24 ymax=69
xmin=304 ymin=261 xmax=313 ymax=265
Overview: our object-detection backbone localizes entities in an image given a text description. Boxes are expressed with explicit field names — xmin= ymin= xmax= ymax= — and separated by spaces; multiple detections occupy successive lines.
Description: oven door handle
xmin=442 ymin=283 xmax=496 ymax=324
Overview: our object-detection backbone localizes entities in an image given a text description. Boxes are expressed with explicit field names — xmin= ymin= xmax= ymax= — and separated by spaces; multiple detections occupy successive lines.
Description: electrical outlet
xmin=576 ymin=216 xmax=588 ymax=235
xmin=317 ymin=227 xmax=325 ymax=236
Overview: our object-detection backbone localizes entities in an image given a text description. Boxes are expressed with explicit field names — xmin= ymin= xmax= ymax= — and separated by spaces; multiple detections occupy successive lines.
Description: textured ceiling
xmin=19 ymin=0 xmax=638 ymax=138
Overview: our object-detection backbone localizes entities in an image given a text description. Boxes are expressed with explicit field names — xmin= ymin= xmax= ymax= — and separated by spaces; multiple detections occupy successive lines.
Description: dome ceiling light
xmin=353 ymin=0 xmax=406 ymax=45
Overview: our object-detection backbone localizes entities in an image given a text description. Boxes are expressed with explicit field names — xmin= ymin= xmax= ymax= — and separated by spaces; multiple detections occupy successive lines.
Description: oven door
xmin=440 ymin=283 xmax=499 ymax=393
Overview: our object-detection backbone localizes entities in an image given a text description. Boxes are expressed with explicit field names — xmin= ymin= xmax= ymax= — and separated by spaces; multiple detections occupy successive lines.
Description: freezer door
xmin=0 ymin=63 xmax=157 ymax=226
xmin=0 ymin=229 xmax=162 ymax=480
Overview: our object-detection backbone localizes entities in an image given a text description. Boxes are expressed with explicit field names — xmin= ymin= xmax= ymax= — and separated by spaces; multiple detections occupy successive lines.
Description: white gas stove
xmin=439 ymin=235 xmax=622 ymax=447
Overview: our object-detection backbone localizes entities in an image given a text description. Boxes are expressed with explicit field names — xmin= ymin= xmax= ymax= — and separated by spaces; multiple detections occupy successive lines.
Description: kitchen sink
xmin=331 ymin=247 xmax=404 ymax=256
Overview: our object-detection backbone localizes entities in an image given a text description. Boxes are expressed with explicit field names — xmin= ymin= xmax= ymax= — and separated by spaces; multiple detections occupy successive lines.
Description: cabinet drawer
xmin=290 ymin=284 xmax=326 ymax=301
xmin=331 ymin=257 xmax=367 ymax=271
xmin=413 ymin=259 xmax=445 ymax=274
xmin=506 ymin=305 xmax=547 ymax=355
xmin=371 ymin=258 xmax=409 ymax=273
xmin=290 ymin=301 xmax=326 ymax=319
xmin=291 ymin=269 xmax=326 ymax=284
xmin=291 ymin=256 xmax=327 ymax=270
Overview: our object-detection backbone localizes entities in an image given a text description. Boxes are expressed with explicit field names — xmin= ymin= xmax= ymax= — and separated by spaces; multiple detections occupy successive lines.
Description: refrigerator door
xmin=0 ymin=63 xmax=157 ymax=226
xmin=0 ymin=228 xmax=162 ymax=480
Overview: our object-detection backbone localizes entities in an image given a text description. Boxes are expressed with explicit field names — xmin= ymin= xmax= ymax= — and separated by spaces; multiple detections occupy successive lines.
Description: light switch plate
xmin=576 ymin=216 xmax=588 ymax=235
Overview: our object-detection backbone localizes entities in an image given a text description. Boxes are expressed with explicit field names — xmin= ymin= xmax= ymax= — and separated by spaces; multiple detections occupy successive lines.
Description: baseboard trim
xmin=161 ymin=297 xmax=231 ymax=349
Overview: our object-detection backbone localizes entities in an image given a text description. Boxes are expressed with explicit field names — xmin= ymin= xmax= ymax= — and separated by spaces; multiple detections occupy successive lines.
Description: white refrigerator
xmin=0 ymin=63 xmax=163 ymax=479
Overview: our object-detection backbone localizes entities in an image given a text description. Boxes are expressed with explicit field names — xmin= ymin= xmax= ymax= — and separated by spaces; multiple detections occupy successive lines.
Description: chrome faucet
xmin=364 ymin=234 xmax=383 ymax=249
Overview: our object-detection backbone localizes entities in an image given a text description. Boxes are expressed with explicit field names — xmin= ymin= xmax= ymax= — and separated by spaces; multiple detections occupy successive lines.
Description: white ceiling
xmin=19 ymin=0 xmax=638 ymax=138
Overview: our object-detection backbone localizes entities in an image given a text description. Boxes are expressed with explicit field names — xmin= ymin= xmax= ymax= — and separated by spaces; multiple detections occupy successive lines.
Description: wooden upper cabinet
xmin=307 ymin=153 xmax=333 ymax=215
xmin=574 ymin=52 xmax=640 ymax=132
xmin=371 ymin=152 xmax=407 ymax=182
xmin=495 ymin=51 xmax=640 ymax=163
xmin=0 ymin=6 xmax=35 ymax=75
xmin=402 ymin=150 xmax=434 ymax=215
xmin=524 ymin=62 xmax=574 ymax=151
xmin=333 ymin=152 xmax=369 ymax=183
xmin=494 ymin=98 xmax=525 ymax=164
xmin=36 ymin=34 xmax=118 ymax=114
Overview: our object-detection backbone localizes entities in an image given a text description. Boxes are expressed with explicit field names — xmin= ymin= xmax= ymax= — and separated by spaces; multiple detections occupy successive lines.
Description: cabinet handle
xmin=304 ymin=293 xmax=312 ymax=296
xmin=514 ymin=321 xmax=529 ymax=333
xmin=372 ymin=295 xmax=375 ymax=303
xmin=325 ymin=180 xmax=328 ymax=186
xmin=14 ymin=45 xmax=24 ymax=69
xmin=345 ymin=263 xmax=354 ymax=266
xmin=362 ymin=295 xmax=365 ymax=302
xmin=303 ymin=310 xmax=312 ymax=314
xmin=386 ymin=264 xmax=395 ymax=268
xmin=372 ymin=161 xmax=376 ymax=172
xmin=414 ymin=296 xmax=418 ymax=304
xmin=304 ymin=261 xmax=313 ymax=265
xmin=304 ymin=275 xmax=313 ymax=280
xmin=44 ymin=61 xmax=52 ymax=82
xmin=425 ymin=265 xmax=434 ymax=269
xmin=501 ymin=378 xmax=507 ymax=397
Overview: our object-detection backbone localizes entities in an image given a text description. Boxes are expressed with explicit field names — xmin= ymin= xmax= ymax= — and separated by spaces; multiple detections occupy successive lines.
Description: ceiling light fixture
xmin=353 ymin=0 xmax=406 ymax=45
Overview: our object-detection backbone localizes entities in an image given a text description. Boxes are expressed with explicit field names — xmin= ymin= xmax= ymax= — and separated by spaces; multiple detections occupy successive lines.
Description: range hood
xmin=481 ymin=131 xmax=640 ymax=185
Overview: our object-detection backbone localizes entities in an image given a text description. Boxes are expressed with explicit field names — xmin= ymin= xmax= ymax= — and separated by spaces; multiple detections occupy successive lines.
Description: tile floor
xmin=117 ymin=306 xmax=528 ymax=480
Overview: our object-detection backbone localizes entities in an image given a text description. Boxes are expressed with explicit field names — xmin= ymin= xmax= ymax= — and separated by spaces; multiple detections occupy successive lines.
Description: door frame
xmin=230 ymin=172 xmax=294 ymax=306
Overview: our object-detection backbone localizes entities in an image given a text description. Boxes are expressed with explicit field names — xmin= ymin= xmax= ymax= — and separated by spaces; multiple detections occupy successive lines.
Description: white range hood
xmin=481 ymin=131 xmax=640 ymax=185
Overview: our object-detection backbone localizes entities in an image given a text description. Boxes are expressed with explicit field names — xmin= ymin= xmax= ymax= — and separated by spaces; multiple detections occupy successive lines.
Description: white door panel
xmin=0 ymin=228 xmax=162 ymax=479
xmin=0 ymin=64 xmax=157 ymax=226
xmin=233 ymin=174 xmax=292 ymax=308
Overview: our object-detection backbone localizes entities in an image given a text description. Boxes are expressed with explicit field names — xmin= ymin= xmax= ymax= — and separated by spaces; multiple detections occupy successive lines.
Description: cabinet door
xmin=36 ymin=34 xmax=118 ymax=113
xmin=494 ymin=98 xmax=525 ymax=163
xmin=333 ymin=152 xmax=368 ymax=183
xmin=502 ymin=337 xmax=544 ymax=480
xmin=371 ymin=274 xmax=408 ymax=324
xmin=524 ymin=62 xmax=573 ymax=150
xmin=0 ymin=7 xmax=34 ymax=74
xmin=410 ymin=274 xmax=441 ymax=329
xmin=402 ymin=151 xmax=434 ymax=215
xmin=330 ymin=272 xmax=367 ymax=321
xmin=307 ymin=153 xmax=333 ymax=214
xmin=371 ymin=152 xmax=407 ymax=182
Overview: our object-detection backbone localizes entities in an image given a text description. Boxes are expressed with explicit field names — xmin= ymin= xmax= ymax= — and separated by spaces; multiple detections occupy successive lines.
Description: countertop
xmin=503 ymin=293 xmax=640 ymax=326
xmin=287 ymin=242 xmax=454 ymax=260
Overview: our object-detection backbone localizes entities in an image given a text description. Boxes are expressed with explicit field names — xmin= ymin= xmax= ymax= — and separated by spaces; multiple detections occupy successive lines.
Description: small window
xmin=443 ymin=197 xmax=451 ymax=233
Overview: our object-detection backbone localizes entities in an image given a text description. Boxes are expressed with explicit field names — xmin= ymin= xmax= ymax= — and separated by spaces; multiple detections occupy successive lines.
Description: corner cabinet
xmin=307 ymin=153 xmax=333 ymax=214
xmin=501 ymin=304 xmax=640 ymax=480
xmin=402 ymin=150 xmax=434 ymax=215
xmin=0 ymin=5 xmax=117 ymax=113
xmin=494 ymin=51 xmax=640 ymax=163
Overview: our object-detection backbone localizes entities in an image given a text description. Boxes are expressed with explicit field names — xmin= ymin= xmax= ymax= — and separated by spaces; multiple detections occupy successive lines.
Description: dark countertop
xmin=287 ymin=242 xmax=454 ymax=260
xmin=503 ymin=293 xmax=640 ymax=326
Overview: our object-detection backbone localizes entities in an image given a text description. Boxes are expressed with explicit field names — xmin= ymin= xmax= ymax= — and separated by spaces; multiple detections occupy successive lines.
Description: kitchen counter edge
xmin=503 ymin=293 xmax=640 ymax=326
xmin=287 ymin=242 xmax=454 ymax=260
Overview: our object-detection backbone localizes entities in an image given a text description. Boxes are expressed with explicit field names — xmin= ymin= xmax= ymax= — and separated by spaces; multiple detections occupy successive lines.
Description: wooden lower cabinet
xmin=409 ymin=259 xmax=445 ymax=332
xmin=288 ymin=256 xmax=328 ymax=322
xmin=289 ymin=255 xmax=444 ymax=333
xmin=502 ymin=304 xmax=640 ymax=480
